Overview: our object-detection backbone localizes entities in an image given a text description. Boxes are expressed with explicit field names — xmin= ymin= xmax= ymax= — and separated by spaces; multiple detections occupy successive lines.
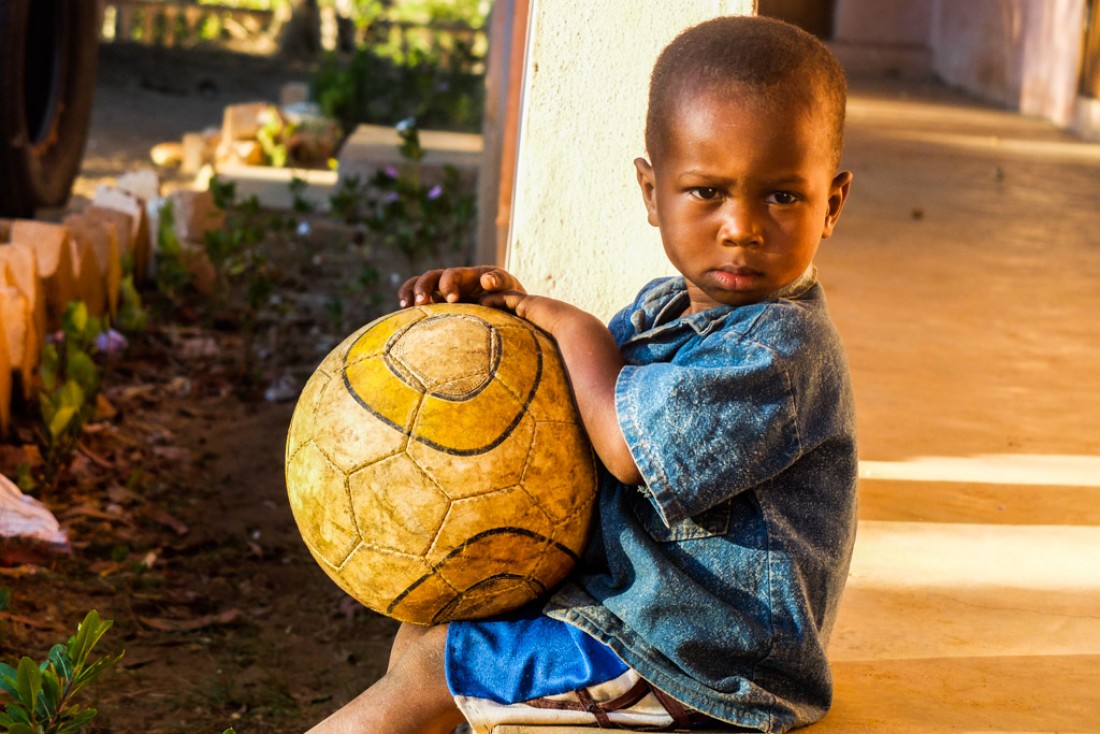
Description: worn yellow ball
xmin=285 ymin=303 xmax=597 ymax=625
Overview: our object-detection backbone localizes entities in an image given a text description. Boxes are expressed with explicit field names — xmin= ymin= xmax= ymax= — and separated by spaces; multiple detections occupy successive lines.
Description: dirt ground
xmin=2 ymin=43 xmax=407 ymax=733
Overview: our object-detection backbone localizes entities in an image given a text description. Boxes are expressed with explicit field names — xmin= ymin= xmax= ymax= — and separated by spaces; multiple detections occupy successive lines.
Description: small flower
xmin=426 ymin=184 xmax=443 ymax=201
xmin=383 ymin=165 xmax=400 ymax=179
xmin=383 ymin=191 xmax=400 ymax=205
xmin=395 ymin=117 xmax=416 ymax=133
xmin=95 ymin=329 xmax=128 ymax=356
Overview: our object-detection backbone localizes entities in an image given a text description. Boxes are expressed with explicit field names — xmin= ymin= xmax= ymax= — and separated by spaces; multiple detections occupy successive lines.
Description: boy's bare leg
xmin=306 ymin=623 xmax=464 ymax=734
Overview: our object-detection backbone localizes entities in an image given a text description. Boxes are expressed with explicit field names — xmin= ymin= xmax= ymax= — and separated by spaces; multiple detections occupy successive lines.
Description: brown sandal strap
xmin=574 ymin=686 xmax=613 ymax=728
xmin=649 ymin=685 xmax=693 ymax=729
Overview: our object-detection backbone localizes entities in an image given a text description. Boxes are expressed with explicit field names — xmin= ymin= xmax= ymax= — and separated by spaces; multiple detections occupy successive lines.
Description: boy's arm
xmin=483 ymin=291 xmax=642 ymax=486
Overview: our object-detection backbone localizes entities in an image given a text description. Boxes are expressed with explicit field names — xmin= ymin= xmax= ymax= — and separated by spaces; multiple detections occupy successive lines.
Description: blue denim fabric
xmin=544 ymin=275 xmax=858 ymax=733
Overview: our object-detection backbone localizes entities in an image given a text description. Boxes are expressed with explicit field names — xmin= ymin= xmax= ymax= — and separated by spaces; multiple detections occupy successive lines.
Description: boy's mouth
xmin=711 ymin=266 xmax=764 ymax=290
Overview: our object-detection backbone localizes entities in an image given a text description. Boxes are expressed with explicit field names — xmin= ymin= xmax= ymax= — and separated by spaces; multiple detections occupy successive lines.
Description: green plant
xmin=313 ymin=41 xmax=484 ymax=134
xmin=151 ymin=200 xmax=196 ymax=311
xmin=288 ymin=176 xmax=315 ymax=214
xmin=204 ymin=179 xmax=279 ymax=381
xmin=32 ymin=303 xmax=106 ymax=496
xmin=329 ymin=175 xmax=366 ymax=223
xmin=0 ymin=610 xmax=122 ymax=734
xmin=115 ymin=275 xmax=149 ymax=335
xmin=335 ymin=119 xmax=475 ymax=263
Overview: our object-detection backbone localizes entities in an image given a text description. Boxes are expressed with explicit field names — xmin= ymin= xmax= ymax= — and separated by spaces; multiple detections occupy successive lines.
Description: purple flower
xmin=383 ymin=191 xmax=400 ymax=205
xmin=426 ymin=184 xmax=443 ymax=201
xmin=95 ymin=328 xmax=128 ymax=356
xmin=383 ymin=165 xmax=399 ymax=179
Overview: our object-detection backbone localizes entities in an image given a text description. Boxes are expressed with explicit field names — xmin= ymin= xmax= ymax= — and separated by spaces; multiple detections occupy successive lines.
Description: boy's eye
xmin=766 ymin=191 xmax=798 ymax=205
xmin=690 ymin=187 xmax=721 ymax=201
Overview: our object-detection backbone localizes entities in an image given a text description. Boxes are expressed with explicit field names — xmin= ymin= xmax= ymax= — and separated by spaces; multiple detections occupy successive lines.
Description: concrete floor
xmin=812 ymin=77 xmax=1100 ymax=731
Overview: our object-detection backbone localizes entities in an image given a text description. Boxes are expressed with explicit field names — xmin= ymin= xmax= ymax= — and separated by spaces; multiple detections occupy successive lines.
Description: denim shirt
xmin=545 ymin=275 xmax=858 ymax=733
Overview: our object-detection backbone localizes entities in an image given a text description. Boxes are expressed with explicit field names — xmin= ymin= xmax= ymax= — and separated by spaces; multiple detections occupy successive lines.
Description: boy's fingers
xmin=401 ymin=270 xmax=444 ymax=307
xmin=480 ymin=269 xmax=525 ymax=294
xmin=398 ymin=267 xmax=521 ymax=308
xmin=397 ymin=275 xmax=421 ymax=307
xmin=479 ymin=290 xmax=523 ymax=313
xmin=438 ymin=268 xmax=487 ymax=302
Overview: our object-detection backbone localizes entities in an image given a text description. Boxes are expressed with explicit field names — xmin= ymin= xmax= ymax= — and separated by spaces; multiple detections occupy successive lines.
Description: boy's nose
xmin=717 ymin=201 xmax=762 ymax=247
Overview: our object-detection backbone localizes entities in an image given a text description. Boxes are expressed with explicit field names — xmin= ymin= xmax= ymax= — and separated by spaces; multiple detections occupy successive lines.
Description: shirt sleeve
xmin=614 ymin=338 xmax=803 ymax=526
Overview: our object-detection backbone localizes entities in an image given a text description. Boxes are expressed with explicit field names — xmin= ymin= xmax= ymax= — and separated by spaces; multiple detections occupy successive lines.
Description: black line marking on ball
xmin=430 ymin=574 xmax=539 ymax=624
xmin=385 ymin=527 xmax=581 ymax=616
xmin=341 ymin=321 xmax=544 ymax=456
xmin=383 ymin=314 xmax=504 ymax=402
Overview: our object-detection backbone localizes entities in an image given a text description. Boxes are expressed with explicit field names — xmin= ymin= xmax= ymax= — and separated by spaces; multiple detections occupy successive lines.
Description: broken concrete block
xmin=0 ymin=243 xmax=44 ymax=396
xmin=280 ymin=81 xmax=310 ymax=107
xmin=0 ymin=242 xmax=45 ymax=355
xmin=151 ymin=141 xmax=184 ymax=167
xmin=92 ymin=187 xmax=150 ymax=283
xmin=115 ymin=168 xmax=161 ymax=203
xmin=82 ymin=207 xmax=133 ymax=273
xmin=224 ymin=102 xmax=272 ymax=141
xmin=180 ymin=133 xmax=207 ymax=175
xmin=0 ymin=285 xmax=26 ymax=372
xmin=217 ymin=102 xmax=272 ymax=163
xmin=231 ymin=140 xmax=266 ymax=167
xmin=10 ymin=220 xmax=77 ymax=332
xmin=68 ymin=231 xmax=108 ymax=320
xmin=211 ymin=163 xmax=337 ymax=211
xmin=168 ymin=189 xmax=225 ymax=244
xmin=63 ymin=215 xmax=121 ymax=320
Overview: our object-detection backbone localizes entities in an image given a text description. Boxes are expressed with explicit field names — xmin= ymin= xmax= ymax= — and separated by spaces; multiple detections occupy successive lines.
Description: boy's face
xmin=636 ymin=89 xmax=851 ymax=313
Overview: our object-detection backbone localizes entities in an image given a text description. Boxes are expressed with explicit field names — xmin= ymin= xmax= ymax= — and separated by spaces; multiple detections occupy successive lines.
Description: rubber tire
xmin=0 ymin=0 xmax=100 ymax=217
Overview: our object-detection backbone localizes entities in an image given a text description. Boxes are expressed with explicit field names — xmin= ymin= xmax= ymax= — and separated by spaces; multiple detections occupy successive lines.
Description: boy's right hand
xmin=398 ymin=266 xmax=526 ymax=308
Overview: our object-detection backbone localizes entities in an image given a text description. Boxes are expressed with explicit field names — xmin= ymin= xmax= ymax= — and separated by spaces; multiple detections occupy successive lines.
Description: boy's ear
xmin=821 ymin=170 xmax=853 ymax=240
xmin=634 ymin=157 xmax=659 ymax=227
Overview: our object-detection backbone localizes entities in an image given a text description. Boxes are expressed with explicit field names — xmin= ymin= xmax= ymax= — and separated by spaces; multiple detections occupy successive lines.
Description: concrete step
xmin=492 ymin=729 xmax=728 ymax=733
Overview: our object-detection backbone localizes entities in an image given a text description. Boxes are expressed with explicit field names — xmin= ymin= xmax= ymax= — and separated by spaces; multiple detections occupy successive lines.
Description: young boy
xmin=310 ymin=15 xmax=856 ymax=734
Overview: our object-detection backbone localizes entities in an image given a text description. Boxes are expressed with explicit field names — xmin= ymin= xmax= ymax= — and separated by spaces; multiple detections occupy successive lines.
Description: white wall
xmin=505 ymin=0 xmax=754 ymax=322
xmin=931 ymin=0 xmax=1085 ymax=125
xmin=1016 ymin=0 xmax=1085 ymax=126
xmin=833 ymin=0 xmax=931 ymax=46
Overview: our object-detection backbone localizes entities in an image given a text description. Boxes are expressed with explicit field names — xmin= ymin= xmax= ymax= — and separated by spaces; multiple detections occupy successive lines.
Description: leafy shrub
xmin=28 ymin=303 xmax=106 ymax=496
xmin=313 ymin=41 xmax=484 ymax=135
xmin=0 ymin=610 xmax=122 ymax=734
xmin=331 ymin=119 xmax=475 ymax=263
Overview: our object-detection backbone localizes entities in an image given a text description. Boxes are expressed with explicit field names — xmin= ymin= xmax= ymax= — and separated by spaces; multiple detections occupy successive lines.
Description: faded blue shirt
xmin=545 ymin=274 xmax=858 ymax=733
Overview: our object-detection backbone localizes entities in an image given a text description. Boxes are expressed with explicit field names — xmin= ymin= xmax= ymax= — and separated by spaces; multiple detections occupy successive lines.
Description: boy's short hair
xmin=645 ymin=16 xmax=848 ymax=169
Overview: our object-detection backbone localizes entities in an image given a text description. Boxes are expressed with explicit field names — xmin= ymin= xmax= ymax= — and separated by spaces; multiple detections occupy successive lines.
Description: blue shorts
xmin=445 ymin=605 xmax=628 ymax=703
xmin=445 ymin=607 xmax=735 ymax=732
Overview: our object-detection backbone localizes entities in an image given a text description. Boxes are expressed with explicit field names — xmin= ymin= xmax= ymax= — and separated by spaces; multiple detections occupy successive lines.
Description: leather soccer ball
xmin=285 ymin=303 xmax=597 ymax=625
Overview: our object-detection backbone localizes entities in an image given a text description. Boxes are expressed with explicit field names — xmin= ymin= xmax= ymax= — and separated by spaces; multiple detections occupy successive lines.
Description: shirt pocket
xmin=630 ymin=491 xmax=734 ymax=542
